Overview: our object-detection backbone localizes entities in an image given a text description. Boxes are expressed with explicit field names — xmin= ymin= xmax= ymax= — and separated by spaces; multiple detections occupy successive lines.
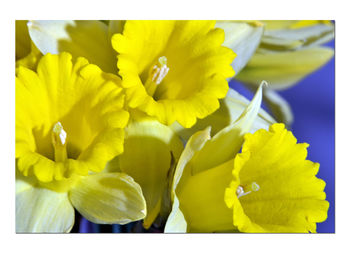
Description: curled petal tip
xmin=261 ymin=80 xmax=269 ymax=88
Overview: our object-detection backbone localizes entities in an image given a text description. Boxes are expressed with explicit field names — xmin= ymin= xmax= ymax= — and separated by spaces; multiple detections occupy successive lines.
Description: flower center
xmin=51 ymin=122 xmax=68 ymax=162
xmin=236 ymin=182 xmax=260 ymax=199
xmin=144 ymin=56 xmax=169 ymax=96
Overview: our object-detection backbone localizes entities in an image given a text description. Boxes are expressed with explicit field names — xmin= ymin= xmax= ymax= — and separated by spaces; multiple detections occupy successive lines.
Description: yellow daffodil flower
xmin=16 ymin=52 xmax=146 ymax=232
xmin=112 ymin=20 xmax=235 ymax=128
xmin=15 ymin=20 xmax=42 ymax=70
xmin=165 ymin=82 xmax=328 ymax=233
xmin=105 ymin=114 xmax=184 ymax=229
xmin=224 ymin=123 xmax=328 ymax=232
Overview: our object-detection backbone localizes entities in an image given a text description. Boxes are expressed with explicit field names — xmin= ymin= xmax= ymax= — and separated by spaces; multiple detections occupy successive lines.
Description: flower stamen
xmin=144 ymin=56 xmax=169 ymax=96
xmin=236 ymin=182 xmax=260 ymax=199
xmin=51 ymin=122 xmax=68 ymax=162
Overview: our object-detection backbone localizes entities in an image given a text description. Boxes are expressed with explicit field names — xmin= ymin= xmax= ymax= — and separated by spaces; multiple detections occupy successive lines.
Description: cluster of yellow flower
xmin=15 ymin=20 xmax=333 ymax=233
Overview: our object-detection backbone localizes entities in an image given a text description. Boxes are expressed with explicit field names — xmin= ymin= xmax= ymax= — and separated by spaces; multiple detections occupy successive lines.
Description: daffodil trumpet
xmin=16 ymin=52 xmax=146 ymax=232
xmin=112 ymin=20 xmax=235 ymax=128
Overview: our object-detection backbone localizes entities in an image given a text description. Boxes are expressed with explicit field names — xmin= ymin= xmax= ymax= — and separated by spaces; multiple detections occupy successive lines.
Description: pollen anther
xmin=151 ymin=56 xmax=169 ymax=85
xmin=52 ymin=122 xmax=67 ymax=145
xmin=52 ymin=122 xmax=68 ymax=162
xmin=144 ymin=56 xmax=170 ymax=96
xmin=236 ymin=182 xmax=260 ymax=199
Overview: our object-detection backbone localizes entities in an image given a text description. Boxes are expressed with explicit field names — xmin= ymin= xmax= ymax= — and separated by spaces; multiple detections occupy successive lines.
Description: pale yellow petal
xmin=236 ymin=47 xmax=334 ymax=90
xmin=261 ymin=22 xmax=334 ymax=50
xmin=69 ymin=172 xmax=146 ymax=224
xmin=164 ymin=197 xmax=187 ymax=233
xmin=216 ymin=21 xmax=263 ymax=74
xmin=165 ymin=128 xmax=211 ymax=232
xmin=118 ymin=119 xmax=184 ymax=228
xmin=16 ymin=179 xmax=74 ymax=233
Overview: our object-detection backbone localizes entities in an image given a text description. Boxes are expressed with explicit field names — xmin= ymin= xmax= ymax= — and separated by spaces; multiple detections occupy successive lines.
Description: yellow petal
xmin=28 ymin=20 xmax=118 ymax=73
xmin=113 ymin=20 xmax=235 ymax=128
xmin=164 ymin=196 xmax=187 ymax=233
xmin=190 ymin=81 xmax=265 ymax=174
xmin=118 ymin=119 xmax=184 ymax=228
xmin=69 ymin=172 xmax=146 ymax=224
xmin=16 ymin=178 xmax=74 ymax=233
xmin=176 ymin=159 xmax=235 ymax=232
xmin=236 ymin=47 xmax=334 ymax=90
xmin=225 ymin=123 xmax=329 ymax=233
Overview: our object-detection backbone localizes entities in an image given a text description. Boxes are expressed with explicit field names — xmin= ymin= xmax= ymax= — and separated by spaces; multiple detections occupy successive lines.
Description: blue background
xmin=77 ymin=41 xmax=335 ymax=233
xmin=230 ymin=40 xmax=335 ymax=233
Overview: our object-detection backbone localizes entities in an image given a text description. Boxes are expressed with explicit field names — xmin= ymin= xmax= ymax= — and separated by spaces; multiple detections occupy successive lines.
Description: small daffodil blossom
xmin=112 ymin=20 xmax=235 ymax=128
xmin=165 ymin=82 xmax=328 ymax=233
xmin=16 ymin=52 xmax=146 ymax=232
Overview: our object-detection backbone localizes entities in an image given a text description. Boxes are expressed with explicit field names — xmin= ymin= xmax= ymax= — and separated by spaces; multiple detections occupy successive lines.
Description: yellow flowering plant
xmin=15 ymin=20 xmax=332 ymax=233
